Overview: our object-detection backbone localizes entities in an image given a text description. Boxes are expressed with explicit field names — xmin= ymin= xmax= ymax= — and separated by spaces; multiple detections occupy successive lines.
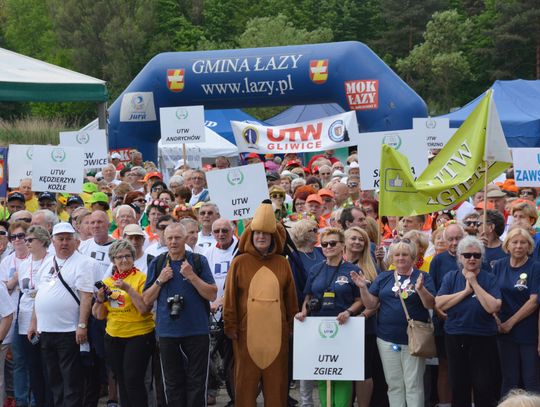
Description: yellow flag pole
xmin=482 ymin=160 xmax=489 ymax=235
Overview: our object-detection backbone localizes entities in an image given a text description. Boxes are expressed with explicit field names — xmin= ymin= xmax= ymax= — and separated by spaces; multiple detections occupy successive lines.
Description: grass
xmin=0 ymin=117 xmax=78 ymax=146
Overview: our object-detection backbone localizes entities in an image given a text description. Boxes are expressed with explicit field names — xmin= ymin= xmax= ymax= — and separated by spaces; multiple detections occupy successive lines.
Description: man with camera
xmin=143 ymin=223 xmax=217 ymax=407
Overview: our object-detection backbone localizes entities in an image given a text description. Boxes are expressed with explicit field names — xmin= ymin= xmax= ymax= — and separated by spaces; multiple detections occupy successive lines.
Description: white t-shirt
xmin=144 ymin=242 xmax=168 ymax=258
xmin=0 ymin=252 xmax=29 ymax=342
xmin=195 ymin=232 xmax=215 ymax=254
xmin=0 ymin=281 xmax=14 ymax=341
xmin=78 ymin=238 xmax=113 ymax=281
xmin=202 ymin=236 xmax=238 ymax=298
xmin=35 ymin=252 xmax=97 ymax=333
xmin=18 ymin=254 xmax=52 ymax=335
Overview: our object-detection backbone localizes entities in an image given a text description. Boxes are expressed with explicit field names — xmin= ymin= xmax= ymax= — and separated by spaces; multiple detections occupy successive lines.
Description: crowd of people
xmin=0 ymin=148 xmax=539 ymax=407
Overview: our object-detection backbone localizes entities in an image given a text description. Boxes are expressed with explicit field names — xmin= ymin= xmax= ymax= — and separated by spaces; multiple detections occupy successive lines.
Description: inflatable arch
xmin=108 ymin=41 xmax=428 ymax=161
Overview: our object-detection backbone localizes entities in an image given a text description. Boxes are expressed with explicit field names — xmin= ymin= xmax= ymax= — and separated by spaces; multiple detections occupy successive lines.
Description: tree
xmin=396 ymin=10 xmax=473 ymax=113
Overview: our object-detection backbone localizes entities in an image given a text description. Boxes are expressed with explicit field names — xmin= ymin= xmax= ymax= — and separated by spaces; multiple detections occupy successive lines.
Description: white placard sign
xmin=160 ymin=105 xmax=206 ymax=144
xmin=357 ymin=129 xmax=429 ymax=190
xmin=293 ymin=317 xmax=365 ymax=381
xmin=59 ymin=129 xmax=109 ymax=169
xmin=205 ymin=163 xmax=268 ymax=220
xmin=513 ymin=148 xmax=540 ymax=186
xmin=8 ymin=144 xmax=34 ymax=187
xmin=31 ymin=146 xmax=84 ymax=193
xmin=413 ymin=118 xmax=457 ymax=149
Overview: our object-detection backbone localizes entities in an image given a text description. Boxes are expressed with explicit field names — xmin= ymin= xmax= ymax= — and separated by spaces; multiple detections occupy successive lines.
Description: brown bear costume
xmin=223 ymin=202 xmax=298 ymax=407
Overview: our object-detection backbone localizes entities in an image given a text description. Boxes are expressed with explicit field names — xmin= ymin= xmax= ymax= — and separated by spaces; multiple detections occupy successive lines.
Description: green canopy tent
xmin=0 ymin=47 xmax=108 ymax=128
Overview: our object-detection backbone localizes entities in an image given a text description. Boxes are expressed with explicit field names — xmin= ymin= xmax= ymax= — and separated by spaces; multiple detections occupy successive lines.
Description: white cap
xmin=348 ymin=161 xmax=359 ymax=169
xmin=332 ymin=170 xmax=345 ymax=178
xmin=174 ymin=159 xmax=186 ymax=170
xmin=52 ymin=222 xmax=76 ymax=236
xmin=111 ymin=152 xmax=122 ymax=160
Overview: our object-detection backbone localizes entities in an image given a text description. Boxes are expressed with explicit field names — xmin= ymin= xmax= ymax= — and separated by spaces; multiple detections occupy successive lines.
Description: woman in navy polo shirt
xmin=353 ymin=240 xmax=435 ymax=407
xmin=493 ymin=227 xmax=540 ymax=396
xmin=435 ymin=236 xmax=502 ymax=407
xmin=296 ymin=227 xmax=363 ymax=407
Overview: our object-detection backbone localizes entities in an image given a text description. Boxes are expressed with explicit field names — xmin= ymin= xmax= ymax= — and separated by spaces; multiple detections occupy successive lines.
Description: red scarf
xmin=415 ymin=258 xmax=424 ymax=270
xmin=112 ymin=266 xmax=137 ymax=281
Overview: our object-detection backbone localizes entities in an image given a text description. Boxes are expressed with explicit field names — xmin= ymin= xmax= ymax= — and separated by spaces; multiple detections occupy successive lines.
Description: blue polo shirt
xmin=484 ymin=245 xmax=507 ymax=270
xmin=492 ymin=257 xmax=540 ymax=344
xmin=288 ymin=248 xmax=325 ymax=307
xmin=304 ymin=260 xmax=360 ymax=317
xmin=369 ymin=269 xmax=435 ymax=345
xmin=144 ymin=252 xmax=215 ymax=338
xmin=437 ymin=269 xmax=500 ymax=336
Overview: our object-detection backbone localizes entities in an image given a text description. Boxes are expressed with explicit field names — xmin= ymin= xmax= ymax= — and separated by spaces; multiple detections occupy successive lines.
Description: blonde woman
xmin=344 ymin=227 xmax=378 ymax=407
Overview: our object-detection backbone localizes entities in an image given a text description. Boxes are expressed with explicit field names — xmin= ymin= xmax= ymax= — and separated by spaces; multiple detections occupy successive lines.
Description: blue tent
xmin=204 ymin=108 xmax=263 ymax=144
xmin=266 ymin=103 xmax=344 ymax=126
xmin=439 ymin=80 xmax=540 ymax=147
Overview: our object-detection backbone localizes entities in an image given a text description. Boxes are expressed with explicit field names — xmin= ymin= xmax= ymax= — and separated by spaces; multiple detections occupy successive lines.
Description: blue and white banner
xmin=231 ymin=111 xmax=359 ymax=154
xmin=513 ymin=148 xmax=540 ymax=186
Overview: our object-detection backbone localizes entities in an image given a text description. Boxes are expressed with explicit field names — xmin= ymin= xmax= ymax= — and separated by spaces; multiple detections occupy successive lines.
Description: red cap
xmin=475 ymin=201 xmax=495 ymax=210
xmin=143 ymin=172 xmax=162 ymax=182
xmin=306 ymin=194 xmax=323 ymax=205
xmin=318 ymin=188 xmax=335 ymax=198
xmin=246 ymin=152 xmax=259 ymax=159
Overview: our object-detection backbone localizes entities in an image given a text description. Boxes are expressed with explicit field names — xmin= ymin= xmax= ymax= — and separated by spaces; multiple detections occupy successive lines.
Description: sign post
xmin=205 ymin=163 xmax=269 ymax=220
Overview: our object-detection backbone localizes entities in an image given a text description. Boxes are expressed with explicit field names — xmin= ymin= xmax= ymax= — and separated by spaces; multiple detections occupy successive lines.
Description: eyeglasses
xmin=461 ymin=252 xmax=482 ymax=259
xmin=465 ymin=221 xmax=481 ymax=227
xmin=114 ymin=254 xmax=133 ymax=261
xmin=199 ymin=211 xmax=214 ymax=216
xmin=321 ymin=240 xmax=341 ymax=248
xmin=347 ymin=183 xmax=358 ymax=188
xmin=212 ymin=228 xmax=230 ymax=234
xmin=133 ymin=198 xmax=146 ymax=204
xmin=151 ymin=186 xmax=164 ymax=192
xmin=9 ymin=233 xmax=26 ymax=241
xmin=24 ymin=237 xmax=36 ymax=243
xmin=0 ymin=231 xmax=7 ymax=236
xmin=270 ymin=194 xmax=285 ymax=199
xmin=520 ymin=190 xmax=534 ymax=196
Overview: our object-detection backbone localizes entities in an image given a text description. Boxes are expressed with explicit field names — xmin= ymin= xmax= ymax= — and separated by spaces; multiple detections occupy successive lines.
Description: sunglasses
xmin=212 ymin=228 xmax=230 ymax=234
xmin=465 ymin=221 xmax=481 ymax=227
xmin=199 ymin=211 xmax=214 ymax=216
xmin=347 ymin=183 xmax=358 ymax=188
xmin=24 ymin=237 xmax=36 ymax=243
xmin=461 ymin=252 xmax=482 ymax=259
xmin=16 ymin=218 xmax=32 ymax=223
xmin=0 ymin=231 xmax=7 ymax=236
xmin=9 ymin=233 xmax=26 ymax=242
xmin=321 ymin=240 xmax=341 ymax=248
xmin=133 ymin=198 xmax=146 ymax=204
xmin=270 ymin=194 xmax=285 ymax=199
xmin=310 ymin=228 xmax=318 ymax=233
xmin=151 ymin=186 xmax=164 ymax=192
xmin=520 ymin=191 xmax=534 ymax=195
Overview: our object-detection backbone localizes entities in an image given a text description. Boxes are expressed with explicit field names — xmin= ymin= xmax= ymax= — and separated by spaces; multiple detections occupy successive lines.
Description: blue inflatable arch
xmin=108 ymin=41 xmax=428 ymax=161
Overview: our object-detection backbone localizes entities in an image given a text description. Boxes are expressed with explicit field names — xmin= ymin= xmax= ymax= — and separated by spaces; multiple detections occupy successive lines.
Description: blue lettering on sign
xmin=515 ymin=169 xmax=540 ymax=182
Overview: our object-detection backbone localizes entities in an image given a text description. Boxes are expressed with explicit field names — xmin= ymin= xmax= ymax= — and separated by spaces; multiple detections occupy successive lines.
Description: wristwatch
xmin=155 ymin=279 xmax=162 ymax=287
xmin=78 ymin=323 xmax=87 ymax=329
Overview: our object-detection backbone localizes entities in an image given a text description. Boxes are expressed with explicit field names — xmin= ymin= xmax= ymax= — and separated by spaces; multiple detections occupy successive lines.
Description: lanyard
xmin=323 ymin=259 xmax=343 ymax=293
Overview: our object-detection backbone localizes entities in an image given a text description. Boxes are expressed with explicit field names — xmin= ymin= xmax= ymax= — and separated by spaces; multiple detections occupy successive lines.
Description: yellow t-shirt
xmin=25 ymin=196 xmax=39 ymax=213
xmin=103 ymin=271 xmax=155 ymax=338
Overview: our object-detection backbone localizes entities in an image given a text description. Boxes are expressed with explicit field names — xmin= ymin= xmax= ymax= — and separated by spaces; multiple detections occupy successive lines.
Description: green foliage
xmin=396 ymin=10 xmax=473 ymax=113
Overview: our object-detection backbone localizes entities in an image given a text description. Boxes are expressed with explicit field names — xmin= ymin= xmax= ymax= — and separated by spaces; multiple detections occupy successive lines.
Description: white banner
xmin=160 ymin=105 xmax=206 ymax=144
xmin=205 ymin=163 xmax=268 ymax=220
xmin=59 ymin=129 xmax=109 ymax=169
xmin=31 ymin=146 xmax=84 ymax=193
xmin=413 ymin=118 xmax=457 ymax=150
xmin=357 ymin=129 xmax=429 ymax=190
xmin=293 ymin=317 xmax=365 ymax=381
xmin=119 ymin=92 xmax=157 ymax=122
xmin=8 ymin=144 xmax=34 ymax=188
xmin=513 ymin=148 xmax=540 ymax=186
xmin=232 ymin=111 xmax=360 ymax=154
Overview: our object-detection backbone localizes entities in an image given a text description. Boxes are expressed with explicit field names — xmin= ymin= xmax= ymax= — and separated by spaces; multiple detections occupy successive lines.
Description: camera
xmin=94 ymin=281 xmax=112 ymax=298
xmin=306 ymin=298 xmax=321 ymax=314
xmin=167 ymin=295 xmax=184 ymax=318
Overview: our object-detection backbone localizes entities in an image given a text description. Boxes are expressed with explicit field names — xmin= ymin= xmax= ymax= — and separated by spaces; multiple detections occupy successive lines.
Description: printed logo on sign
xmin=318 ymin=321 xmax=339 ymax=339
xmin=26 ymin=146 xmax=33 ymax=160
xmin=175 ymin=108 xmax=189 ymax=120
xmin=344 ymin=80 xmax=378 ymax=110
xmin=120 ymin=92 xmax=157 ymax=122
xmin=76 ymin=132 xmax=90 ymax=144
xmin=51 ymin=148 xmax=66 ymax=163
xmin=328 ymin=120 xmax=349 ymax=143
xmin=425 ymin=118 xmax=436 ymax=129
xmin=242 ymin=127 xmax=259 ymax=149
xmin=384 ymin=169 xmax=415 ymax=193
xmin=309 ymin=60 xmax=329 ymax=84
xmin=382 ymin=134 xmax=402 ymax=150
xmin=167 ymin=69 xmax=185 ymax=92
xmin=227 ymin=169 xmax=245 ymax=186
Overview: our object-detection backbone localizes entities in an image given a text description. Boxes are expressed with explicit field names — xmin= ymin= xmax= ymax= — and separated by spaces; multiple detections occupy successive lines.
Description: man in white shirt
xmin=144 ymin=215 xmax=175 ymax=258
xmin=195 ymin=202 xmax=219 ymax=253
xmin=78 ymin=210 xmax=114 ymax=281
xmin=29 ymin=222 xmax=97 ymax=407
